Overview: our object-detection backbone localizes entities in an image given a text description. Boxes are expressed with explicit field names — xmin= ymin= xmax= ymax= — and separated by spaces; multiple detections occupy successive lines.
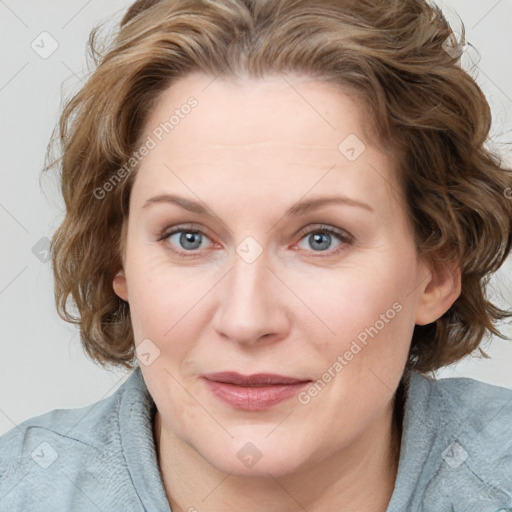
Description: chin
xmin=194 ymin=432 xmax=312 ymax=478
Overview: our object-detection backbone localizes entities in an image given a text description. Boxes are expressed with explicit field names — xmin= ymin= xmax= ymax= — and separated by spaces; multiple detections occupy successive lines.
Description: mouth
xmin=201 ymin=372 xmax=312 ymax=410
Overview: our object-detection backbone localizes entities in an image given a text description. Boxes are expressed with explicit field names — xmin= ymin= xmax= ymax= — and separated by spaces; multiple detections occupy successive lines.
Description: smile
xmin=201 ymin=372 xmax=312 ymax=410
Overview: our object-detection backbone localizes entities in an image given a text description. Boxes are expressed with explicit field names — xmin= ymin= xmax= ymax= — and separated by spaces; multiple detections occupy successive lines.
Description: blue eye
xmin=159 ymin=224 xmax=353 ymax=257
xmin=164 ymin=228 xmax=211 ymax=254
xmin=296 ymin=226 xmax=352 ymax=254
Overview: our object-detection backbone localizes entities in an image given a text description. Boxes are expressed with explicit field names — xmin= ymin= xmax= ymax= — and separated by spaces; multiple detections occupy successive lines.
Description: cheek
xmin=125 ymin=257 xmax=215 ymax=364
xmin=302 ymin=256 xmax=416 ymax=368
xmin=123 ymin=252 xmax=173 ymax=344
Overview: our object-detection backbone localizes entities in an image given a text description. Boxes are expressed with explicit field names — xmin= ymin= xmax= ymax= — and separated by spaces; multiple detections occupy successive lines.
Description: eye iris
xmin=171 ymin=229 xmax=339 ymax=252
xmin=180 ymin=231 xmax=202 ymax=250
xmin=310 ymin=232 xmax=331 ymax=251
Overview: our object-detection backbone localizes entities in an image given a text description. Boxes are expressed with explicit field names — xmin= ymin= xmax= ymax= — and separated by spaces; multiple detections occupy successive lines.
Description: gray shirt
xmin=1 ymin=367 xmax=511 ymax=511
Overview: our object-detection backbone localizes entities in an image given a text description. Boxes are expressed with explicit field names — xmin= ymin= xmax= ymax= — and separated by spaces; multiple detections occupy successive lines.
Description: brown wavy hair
xmin=43 ymin=0 xmax=512 ymax=373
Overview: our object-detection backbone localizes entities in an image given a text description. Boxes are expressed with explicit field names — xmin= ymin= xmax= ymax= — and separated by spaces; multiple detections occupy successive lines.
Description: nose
xmin=211 ymin=250 xmax=291 ymax=347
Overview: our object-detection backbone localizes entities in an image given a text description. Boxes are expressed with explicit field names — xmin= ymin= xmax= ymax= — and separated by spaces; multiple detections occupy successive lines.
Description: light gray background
xmin=1 ymin=0 xmax=511 ymax=436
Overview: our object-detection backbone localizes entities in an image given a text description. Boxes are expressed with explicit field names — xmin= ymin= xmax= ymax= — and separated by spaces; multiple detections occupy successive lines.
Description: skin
xmin=113 ymin=72 xmax=461 ymax=512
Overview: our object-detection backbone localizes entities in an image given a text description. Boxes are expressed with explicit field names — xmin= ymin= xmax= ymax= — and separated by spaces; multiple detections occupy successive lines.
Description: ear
xmin=113 ymin=268 xmax=129 ymax=302
xmin=415 ymin=259 xmax=461 ymax=326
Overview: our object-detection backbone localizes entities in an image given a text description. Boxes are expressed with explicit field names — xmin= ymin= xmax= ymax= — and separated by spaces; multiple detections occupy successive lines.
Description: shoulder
xmin=0 ymin=370 xmax=148 ymax=511
xmin=399 ymin=372 xmax=512 ymax=510
xmin=415 ymin=372 xmax=512 ymax=441
xmin=0 ymin=377 xmax=124 ymax=464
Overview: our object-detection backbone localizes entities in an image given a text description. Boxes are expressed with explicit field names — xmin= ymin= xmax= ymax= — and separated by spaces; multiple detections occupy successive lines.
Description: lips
xmin=202 ymin=372 xmax=310 ymax=386
xmin=201 ymin=372 xmax=312 ymax=410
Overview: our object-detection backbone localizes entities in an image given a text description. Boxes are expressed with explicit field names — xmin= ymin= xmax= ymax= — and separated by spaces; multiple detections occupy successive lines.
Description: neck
xmin=153 ymin=394 xmax=403 ymax=512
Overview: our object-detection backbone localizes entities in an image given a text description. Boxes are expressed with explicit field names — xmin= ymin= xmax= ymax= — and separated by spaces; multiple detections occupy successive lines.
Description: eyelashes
xmin=295 ymin=226 xmax=352 ymax=254
xmin=158 ymin=223 xmax=354 ymax=258
xmin=161 ymin=228 xmax=210 ymax=255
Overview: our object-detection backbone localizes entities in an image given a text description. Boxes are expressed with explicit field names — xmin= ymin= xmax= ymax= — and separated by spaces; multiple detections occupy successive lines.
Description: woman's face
xmin=113 ymin=72 xmax=456 ymax=477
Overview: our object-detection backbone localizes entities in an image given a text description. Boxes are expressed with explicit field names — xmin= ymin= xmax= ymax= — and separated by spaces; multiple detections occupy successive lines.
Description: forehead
xmin=130 ymin=72 xmax=399 ymax=213
xmin=146 ymin=72 xmax=366 ymax=151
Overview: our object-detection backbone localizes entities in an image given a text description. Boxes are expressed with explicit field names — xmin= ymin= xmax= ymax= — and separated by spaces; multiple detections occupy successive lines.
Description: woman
xmin=1 ymin=0 xmax=511 ymax=510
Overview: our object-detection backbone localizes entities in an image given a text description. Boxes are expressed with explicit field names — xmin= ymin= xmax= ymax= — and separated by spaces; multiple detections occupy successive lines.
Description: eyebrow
xmin=142 ymin=193 xmax=374 ymax=217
